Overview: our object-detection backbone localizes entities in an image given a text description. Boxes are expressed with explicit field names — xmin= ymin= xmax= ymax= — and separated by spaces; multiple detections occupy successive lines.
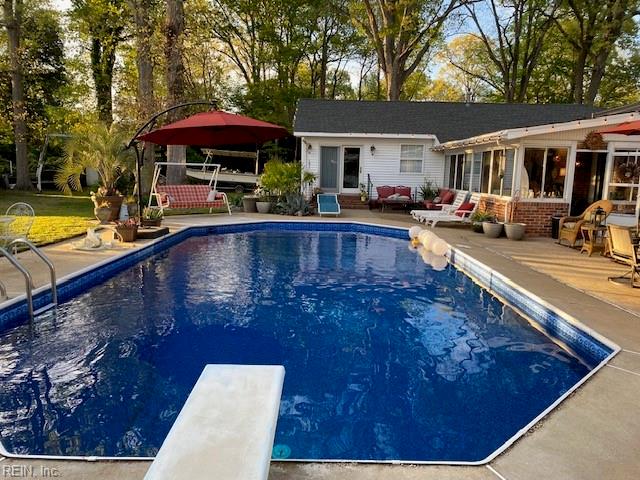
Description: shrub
xmin=259 ymin=159 xmax=316 ymax=199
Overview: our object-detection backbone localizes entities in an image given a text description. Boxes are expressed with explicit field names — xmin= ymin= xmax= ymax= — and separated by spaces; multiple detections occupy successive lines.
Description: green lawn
xmin=0 ymin=190 xmax=95 ymax=246
xmin=0 ymin=190 xmax=245 ymax=246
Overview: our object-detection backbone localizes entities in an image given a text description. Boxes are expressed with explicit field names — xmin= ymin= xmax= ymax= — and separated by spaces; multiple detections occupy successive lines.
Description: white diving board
xmin=144 ymin=364 xmax=285 ymax=480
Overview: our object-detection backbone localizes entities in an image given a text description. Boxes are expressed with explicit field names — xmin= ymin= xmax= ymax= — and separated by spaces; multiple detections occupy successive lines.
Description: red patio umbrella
xmin=136 ymin=110 xmax=289 ymax=146
xmin=597 ymin=120 xmax=640 ymax=135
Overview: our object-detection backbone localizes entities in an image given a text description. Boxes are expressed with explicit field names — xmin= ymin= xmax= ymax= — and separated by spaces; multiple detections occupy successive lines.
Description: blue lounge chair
xmin=317 ymin=194 xmax=341 ymax=217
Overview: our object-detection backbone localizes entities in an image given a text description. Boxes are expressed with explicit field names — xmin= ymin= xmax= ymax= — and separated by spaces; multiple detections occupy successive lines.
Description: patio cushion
xmin=440 ymin=190 xmax=455 ymax=204
xmin=157 ymin=185 xmax=226 ymax=209
xmin=376 ymin=185 xmax=394 ymax=199
xmin=455 ymin=202 xmax=475 ymax=217
xmin=422 ymin=201 xmax=442 ymax=210
xmin=562 ymin=222 xmax=577 ymax=230
xmin=395 ymin=186 xmax=412 ymax=197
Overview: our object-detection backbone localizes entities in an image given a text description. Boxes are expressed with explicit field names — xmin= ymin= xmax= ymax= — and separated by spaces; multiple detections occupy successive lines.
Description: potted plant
xmin=55 ymin=122 xmax=135 ymax=222
xmin=125 ymin=195 xmax=139 ymax=218
xmin=254 ymin=186 xmax=271 ymax=213
xmin=359 ymin=183 xmax=368 ymax=202
xmin=142 ymin=207 xmax=163 ymax=227
xmin=504 ymin=193 xmax=526 ymax=240
xmin=242 ymin=193 xmax=258 ymax=213
xmin=419 ymin=180 xmax=439 ymax=202
xmin=94 ymin=199 xmax=112 ymax=224
xmin=482 ymin=217 xmax=504 ymax=238
xmin=115 ymin=218 xmax=138 ymax=242
xmin=470 ymin=211 xmax=494 ymax=233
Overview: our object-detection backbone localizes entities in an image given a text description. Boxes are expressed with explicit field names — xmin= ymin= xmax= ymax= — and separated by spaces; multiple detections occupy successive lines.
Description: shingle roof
xmin=293 ymin=99 xmax=601 ymax=143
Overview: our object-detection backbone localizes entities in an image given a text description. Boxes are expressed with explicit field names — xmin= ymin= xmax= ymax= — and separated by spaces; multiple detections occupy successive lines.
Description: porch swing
xmin=148 ymin=161 xmax=231 ymax=215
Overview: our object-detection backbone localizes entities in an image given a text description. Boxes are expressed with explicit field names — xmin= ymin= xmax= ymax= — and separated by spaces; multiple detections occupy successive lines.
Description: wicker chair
xmin=558 ymin=200 xmax=613 ymax=247
xmin=607 ymin=225 xmax=639 ymax=287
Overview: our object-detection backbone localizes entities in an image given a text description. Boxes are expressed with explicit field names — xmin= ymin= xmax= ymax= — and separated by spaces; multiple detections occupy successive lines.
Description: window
xmin=481 ymin=151 xmax=491 ymax=193
xmin=521 ymin=147 xmax=568 ymax=199
xmin=608 ymin=150 xmax=640 ymax=203
xmin=462 ymin=154 xmax=472 ymax=190
xmin=490 ymin=150 xmax=504 ymax=195
xmin=454 ymin=154 xmax=464 ymax=189
xmin=446 ymin=153 xmax=466 ymax=189
xmin=447 ymin=154 xmax=456 ymax=188
xmin=400 ymin=145 xmax=423 ymax=173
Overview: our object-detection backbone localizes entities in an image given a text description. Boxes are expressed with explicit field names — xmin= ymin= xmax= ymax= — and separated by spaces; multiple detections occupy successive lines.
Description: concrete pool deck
xmin=0 ymin=211 xmax=639 ymax=480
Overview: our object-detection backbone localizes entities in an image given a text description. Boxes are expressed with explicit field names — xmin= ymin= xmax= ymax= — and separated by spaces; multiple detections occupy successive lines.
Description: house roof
xmin=293 ymin=99 xmax=601 ymax=143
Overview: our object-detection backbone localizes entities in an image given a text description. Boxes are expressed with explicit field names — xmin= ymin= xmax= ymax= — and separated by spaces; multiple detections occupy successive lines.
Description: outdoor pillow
xmin=562 ymin=222 xmax=576 ymax=230
xmin=377 ymin=185 xmax=394 ymax=199
xmin=440 ymin=190 xmax=455 ymax=204
xmin=396 ymin=195 xmax=411 ymax=201
xmin=455 ymin=202 xmax=475 ymax=217
xmin=206 ymin=190 xmax=221 ymax=201
xmin=395 ymin=186 xmax=412 ymax=197
xmin=433 ymin=196 xmax=442 ymax=203
xmin=387 ymin=193 xmax=401 ymax=199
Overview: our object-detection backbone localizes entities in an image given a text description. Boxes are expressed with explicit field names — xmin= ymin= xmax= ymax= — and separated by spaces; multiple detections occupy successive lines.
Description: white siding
xmin=300 ymin=136 xmax=444 ymax=198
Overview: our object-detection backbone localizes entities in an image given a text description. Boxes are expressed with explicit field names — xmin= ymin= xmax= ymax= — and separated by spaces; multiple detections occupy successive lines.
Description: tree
xmin=349 ymin=0 xmax=463 ymax=100
xmin=128 ymin=0 xmax=158 ymax=194
xmin=439 ymin=34 xmax=495 ymax=102
xmin=3 ymin=0 xmax=31 ymax=189
xmin=466 ymin=0 xmax=561 ymax=103
xmin=71 ymin=0 xmax=129 ymax=125
xmin=554 ymin=0 xmax=640 ymax=104
xmin=165 ymin=0 xmax=186 ymax=183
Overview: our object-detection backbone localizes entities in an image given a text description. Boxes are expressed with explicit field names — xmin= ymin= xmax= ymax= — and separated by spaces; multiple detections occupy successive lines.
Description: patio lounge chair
xmin=558 ymin=200 xmax=613 ymax=247
xmin=607 ymin=224 xmax=640 ymax=287
xmin=410 ymin=190 xmax=469 ymax=223
xmin=317 ymin=193 xmax=341 ymax=217
xmin=415 ymin=193 xmax=480 ymax=227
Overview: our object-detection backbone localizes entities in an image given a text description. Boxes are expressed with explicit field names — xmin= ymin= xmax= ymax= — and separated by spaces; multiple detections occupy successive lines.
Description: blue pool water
xmin=0 ymin=229 xmax=599 ymax=461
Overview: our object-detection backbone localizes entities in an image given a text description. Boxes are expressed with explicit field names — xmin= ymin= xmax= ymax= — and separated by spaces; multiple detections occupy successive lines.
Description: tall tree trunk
xmin=90 ymin=38 xmax=116 ymax=126
xmin=386 ymin=62 xmax=403 ymax=101
xmin=130 ymin=0 xmax=156 ymax=195
xmin=165 ymin=0 xmax=186 ymax=184
xmin=3 ymin=0 xmax=31 ymax=190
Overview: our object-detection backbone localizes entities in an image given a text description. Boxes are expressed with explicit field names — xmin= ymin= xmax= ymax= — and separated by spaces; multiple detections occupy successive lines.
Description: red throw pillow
xmin=440 ymin=190 xmax=455 ymax=204
xmin=455 ymin=202 xmax=475 ymax=217
xmin=376 ymin=185 xmax=394 ymax=199
xmin=395 ymin=186 xmax=412 ymax=197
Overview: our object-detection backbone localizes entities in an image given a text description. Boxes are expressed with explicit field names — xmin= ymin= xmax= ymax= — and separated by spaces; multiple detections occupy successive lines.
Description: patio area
xmin=0 ymin=210 xmax=639 ymax=480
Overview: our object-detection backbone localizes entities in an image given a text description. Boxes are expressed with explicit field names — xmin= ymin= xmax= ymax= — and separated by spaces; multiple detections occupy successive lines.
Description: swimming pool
xmin=0 ymin=222 xmax=616 ymax=463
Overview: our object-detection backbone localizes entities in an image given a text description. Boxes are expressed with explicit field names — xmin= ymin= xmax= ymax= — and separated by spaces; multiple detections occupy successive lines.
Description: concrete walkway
xmin=0 ymin=211 xmax=639 ymax=480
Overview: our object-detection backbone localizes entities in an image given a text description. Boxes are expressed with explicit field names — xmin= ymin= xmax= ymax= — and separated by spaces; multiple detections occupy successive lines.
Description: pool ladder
xmin=0 ymin=239 xmax=57 ymax=321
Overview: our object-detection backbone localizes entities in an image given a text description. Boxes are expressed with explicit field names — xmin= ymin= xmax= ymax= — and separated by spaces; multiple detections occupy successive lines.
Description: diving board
xmin=144 ymin=364 xmax=285 ymax=480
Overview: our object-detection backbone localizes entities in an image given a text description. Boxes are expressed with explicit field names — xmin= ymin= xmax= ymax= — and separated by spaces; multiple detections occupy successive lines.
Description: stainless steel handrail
xmin=9 ymin=238 xmax=58 ymax=306
xmin=0 ymin=246 xmax=35 ymax=319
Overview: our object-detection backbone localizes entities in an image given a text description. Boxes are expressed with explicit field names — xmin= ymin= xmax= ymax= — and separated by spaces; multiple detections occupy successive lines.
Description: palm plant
xmin=55 ymin=122 xmax=135 ymax=198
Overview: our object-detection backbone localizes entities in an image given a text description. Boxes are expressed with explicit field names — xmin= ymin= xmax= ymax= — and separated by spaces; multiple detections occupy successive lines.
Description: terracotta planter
xmin=256 ymin=201 xmax=271 ymax=214
xmin=116 ymin=226 xmax=138 ymax=242
xmin=505 ymin=223 xmax=526 ymax=241
xmin=93 ymin=195 xmax=123 ymax=222
xmin=482 ymin=221 xmax=504 ymax=238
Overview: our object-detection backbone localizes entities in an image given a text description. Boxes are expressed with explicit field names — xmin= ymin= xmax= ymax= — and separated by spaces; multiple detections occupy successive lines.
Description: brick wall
xmin=479 ymin=195 xmax=568 ymax=237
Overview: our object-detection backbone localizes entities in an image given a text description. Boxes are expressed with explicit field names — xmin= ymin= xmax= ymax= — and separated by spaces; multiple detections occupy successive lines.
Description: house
xmin=293 ymin=99 xmax=640 ymax=236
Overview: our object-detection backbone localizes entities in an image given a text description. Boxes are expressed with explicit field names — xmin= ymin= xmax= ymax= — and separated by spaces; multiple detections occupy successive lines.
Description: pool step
xmin=33 ymin=303 xmax=56 ymax=317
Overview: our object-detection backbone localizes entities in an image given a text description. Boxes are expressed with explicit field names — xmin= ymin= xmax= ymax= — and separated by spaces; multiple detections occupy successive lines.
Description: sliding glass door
xmin=320 ymin=146 xmax=339 ymax=192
